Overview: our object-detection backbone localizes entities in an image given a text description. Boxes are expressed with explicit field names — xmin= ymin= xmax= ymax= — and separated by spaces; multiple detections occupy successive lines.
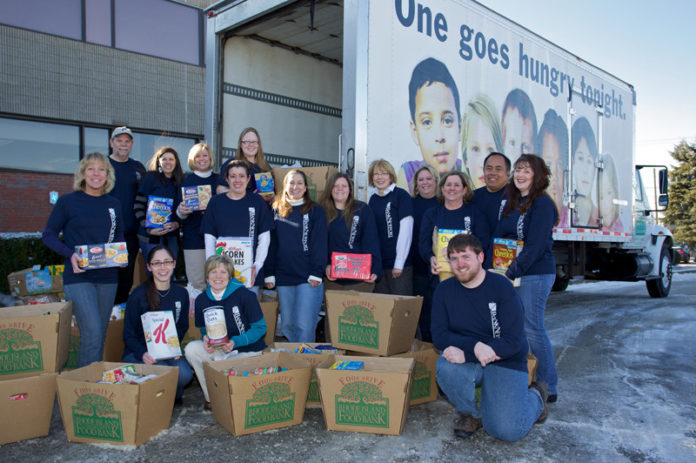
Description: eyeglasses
xmin=241 ymin=140 xmax=258 ymax=146
xmin=150 ymin=260 xmax=175 ymax=268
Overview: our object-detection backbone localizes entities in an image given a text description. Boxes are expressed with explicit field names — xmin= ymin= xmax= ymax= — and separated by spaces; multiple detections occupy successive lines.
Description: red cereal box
xmin=329 ymin=252 xmax=372 ymax=280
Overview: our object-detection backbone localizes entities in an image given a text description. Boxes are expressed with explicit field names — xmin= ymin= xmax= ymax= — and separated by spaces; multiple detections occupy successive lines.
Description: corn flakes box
xmin=146 ymin=196 xmax=173 ymax=228
xmin=75 ymin=242 xmax=128 ymax=269
xmin=182 ymin=185 xmax=212 ymax=211
xmin=215 ymin=237 xmax=253 ymax=287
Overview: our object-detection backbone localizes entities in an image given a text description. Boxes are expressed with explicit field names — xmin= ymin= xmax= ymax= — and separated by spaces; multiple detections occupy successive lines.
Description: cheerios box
xmin=324 ymin=290 xmax=422 ymax=356
xmin=56 ymin=362 xmax=177 ymax=447
xmin=0 ymin=373 xmax=57 ymax=444
xmin=75 ymin=242 xmax=128 ymax=269
xmin=203 ymin=352 xmax=311 ymax=436
xmin=0 ymin=301 xmax=72 ymax=380
xmin=315 ymin=355 xmax=414 ymax=435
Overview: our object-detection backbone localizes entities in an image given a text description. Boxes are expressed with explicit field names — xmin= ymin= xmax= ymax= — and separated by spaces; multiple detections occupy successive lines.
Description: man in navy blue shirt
xmin=108 ymin=126 xmax=146 ymax=303
xmin=472 ymin=152 xmax=510 ymax=237
xmin=431 ymin=233 xmax=547 ymax=442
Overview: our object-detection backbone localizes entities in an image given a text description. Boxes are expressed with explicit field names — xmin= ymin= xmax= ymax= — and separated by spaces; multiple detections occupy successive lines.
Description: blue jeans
xmin=64 ymin=282 xmax=117 ymax=368
xmin=276 ymin=282 xmax=324 ymax=342
xmin=139 ymin=235 xmax=179 ymax=266
xmin=122 ymin=352 xmax=193 ymax=399
xmin=516 ymin=273 xmax=558 ymax=395
xmin=436 ymin=357 xmax=543 ymax=442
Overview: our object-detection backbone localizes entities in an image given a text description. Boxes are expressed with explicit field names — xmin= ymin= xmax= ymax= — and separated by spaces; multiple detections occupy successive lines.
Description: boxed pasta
xmin=75 ymin=242 xmax=128 ymax=269
xmin=182 ymin=185 xmax=212 ymax=211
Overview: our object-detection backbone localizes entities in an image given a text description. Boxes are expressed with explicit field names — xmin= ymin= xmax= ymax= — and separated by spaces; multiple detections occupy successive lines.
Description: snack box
xmin=75 ymin=242 xmax=128 ymax=269
xmin=0 ymin=373 xmax=57 ymax=444
xmin=316 ymin=355 xmax=414 ymax=435
xmin=8 ymin=266 xmax=63 ymax=297
xmin=330 ymin=252 xmax=372 ymax=280
xmin=324 ymin=290 xmax=422 ymax=356
xmin=56 ymin=362 xmax=177 ymax=447
xmin=146 ymin=195 xmax=173 ymax=228
xmin=182 ymin=185 xmax=212 ymax=211
xmin=203 ymin=352 xmax=312 ymax=436
xmin=254 ymin=172 xmax=275 ymax=196
xmin=0 ymin=301 xmax=72 ymax=380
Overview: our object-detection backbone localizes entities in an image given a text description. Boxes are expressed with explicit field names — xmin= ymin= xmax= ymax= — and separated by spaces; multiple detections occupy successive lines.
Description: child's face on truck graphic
xmin=542 ymin=132 xmax=564 ymax=207
xmin=502 ymin=106 xmax=534 ymax=164
xmin=573 ymin=137 xmax=595 ymax=196
xmin=410 ymin=82 xmax=460 ymax=175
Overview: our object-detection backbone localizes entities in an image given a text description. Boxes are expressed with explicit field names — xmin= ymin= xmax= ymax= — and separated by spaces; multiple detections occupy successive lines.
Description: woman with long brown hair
xmin=217 ymin=127 xmax=274 ymax=202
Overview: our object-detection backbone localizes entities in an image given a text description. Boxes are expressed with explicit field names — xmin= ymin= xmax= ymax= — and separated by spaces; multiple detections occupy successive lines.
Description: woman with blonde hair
xmin=265 ymin=170 xmax=328 ymax=342
xmin=461 ymin=93 xmax=503 ymax=189
xmin=42 ymin=152 xmax=123 ymax=367
xmin=176 ymin=143 xmax=220 ymax=290
xmin=217 ymin=127 xmax=274 ymax=201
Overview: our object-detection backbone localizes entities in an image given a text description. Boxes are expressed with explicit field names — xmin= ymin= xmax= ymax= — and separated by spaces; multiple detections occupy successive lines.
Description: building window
xmin=0 ymin=0 xmax=82 ymax=40
xmin=0 ymin=118 xmax=79 ymax=174
xmin=130 ymin=133 xmax=199 ymax=170
xmin=84 ymin=127 xmax=110 ymax=157
xmin=85 ymin=0 xmax=112 ymax=46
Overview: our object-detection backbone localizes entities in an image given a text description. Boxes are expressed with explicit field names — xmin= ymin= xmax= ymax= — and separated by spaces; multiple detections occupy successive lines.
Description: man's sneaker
xmin=547 ymin=393 xmax=557 ymax=403
xmin=530 ymin=381 xmax=548 ymax=423
xmin=453 ymin=413 xmax=482 ymax=438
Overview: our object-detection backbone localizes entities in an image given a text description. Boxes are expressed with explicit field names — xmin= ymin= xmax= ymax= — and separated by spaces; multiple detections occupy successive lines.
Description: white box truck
xmin=203 ymin=0 xmax=673 ymax=297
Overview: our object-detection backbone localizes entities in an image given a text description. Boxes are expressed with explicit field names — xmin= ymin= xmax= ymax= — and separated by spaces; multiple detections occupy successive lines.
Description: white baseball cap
xmin=111 ymin=126 xmax=133 ymax=139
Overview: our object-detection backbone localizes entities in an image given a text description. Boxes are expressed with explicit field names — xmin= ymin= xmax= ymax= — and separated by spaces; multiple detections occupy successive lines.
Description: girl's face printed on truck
xmin=573 ymin=137 xmax=595 ymax=196
xmin=410 ymin=82 xmax=460 ymax=175
xmin=464 ymin=115 xmax=496 ymax=189
xmin=502 ymin=107 xmax=534 ymax=164
xmin=542 ymin=132 xmax=563 ymax=207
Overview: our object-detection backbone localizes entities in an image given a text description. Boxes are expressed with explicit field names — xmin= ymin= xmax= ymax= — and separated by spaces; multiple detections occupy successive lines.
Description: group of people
xmin=42 ymin=124 xmax=559 ymax=441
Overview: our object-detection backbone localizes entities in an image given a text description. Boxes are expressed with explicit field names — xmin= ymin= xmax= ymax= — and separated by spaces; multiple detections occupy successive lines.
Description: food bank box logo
xmin=338 ymin=303 xmax=379 ymax=348
xmin=72 ymin=392 xmax=123 ymax=441
xmin=64 ymin=332 xmax=80 ymax=370
xmin=411 ymin=360 xmax=431 ymax=400
xmin=245 ymin=381 xmax=296 ymax=428
xmin=0 ymin=326 xmax=43 ymax=375
xmin=335 ymin=380 xmax=389 ymax=428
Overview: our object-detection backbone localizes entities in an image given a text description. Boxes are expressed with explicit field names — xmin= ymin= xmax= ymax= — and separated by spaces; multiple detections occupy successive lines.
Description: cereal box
xmin=146 ymin=195 xmax=173 ymax=228
xmin=254 ymin=172 xmax=275 ymax=196
xmin=182 ymin=185 xmax=212 ymax=211
xmin=435 ymin=228 xmax=464 ymax=281
xmin=491 ymin=238 xmax=524 ymax=287
xmin=215 ymin=237 xmax=253 ymax=287
xmin=141 ymin=311 xmax=182 ymax=360
xmin=330 ymin=252 xmax=372 ymax=280
xmin=75 ymin=242 xmax=128 ymax=269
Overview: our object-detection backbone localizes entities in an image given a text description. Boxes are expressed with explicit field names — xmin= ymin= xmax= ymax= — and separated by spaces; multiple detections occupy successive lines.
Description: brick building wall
xmin=0 ymin=170 xmax=73 ymax=233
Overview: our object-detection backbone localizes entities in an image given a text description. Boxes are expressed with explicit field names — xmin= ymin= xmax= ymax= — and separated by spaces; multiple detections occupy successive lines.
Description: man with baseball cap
xmin=108 ymin=126 xmax=146 ymax=303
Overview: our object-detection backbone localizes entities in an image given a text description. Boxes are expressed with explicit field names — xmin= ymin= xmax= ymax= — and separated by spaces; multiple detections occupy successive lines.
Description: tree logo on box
xmin=307 ymin=370 xmax=320 ymax=403
xmin=338 ymin=304 xmax=379 ymax=348
xmin=410 ymin=360 xmax=431 ymax=400
xmin=0 ymin=328 xmax=43 ymax=375
xmin=72 ymin=392 xmax=123 ymax=442
xmin=245 ymin=382 xmax=295 ymax=428
xmin=64 ymin=332 xmax=80 ymax=370
xmin=335 ymin=380 xmax=389 ymax=428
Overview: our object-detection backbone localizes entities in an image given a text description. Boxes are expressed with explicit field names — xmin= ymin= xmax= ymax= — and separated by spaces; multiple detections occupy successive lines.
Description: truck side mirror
xmin=658 ymin=194 xmax=669 ymax=208
xmin=658 ymin=168 xmax=669 ymax=194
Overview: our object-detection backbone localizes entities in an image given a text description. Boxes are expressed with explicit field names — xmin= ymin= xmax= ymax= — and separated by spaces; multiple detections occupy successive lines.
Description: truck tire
xmin=646 ymin=244 xmax=672 ymax=298
xmin=552 ymin=276 xmax=569 ymax=292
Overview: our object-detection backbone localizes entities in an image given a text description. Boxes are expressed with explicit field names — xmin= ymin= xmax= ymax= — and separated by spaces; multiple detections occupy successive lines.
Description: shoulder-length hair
xmin=437 ymin=171 xmax=474 ymax=205
xmin=321 ymin=172 xmax=357 ymax=227
xmin=368 ymin=159 xmax=397 ymax=187
xmin=236 ymin=127 xmax=271 ymax=172
xmin=460 ymin=93 xmax=503 ymax=166
xmin=411 ymin=164 xmax=440 ymax=198
xmin=73 ymin=152 xmax=115 ymax=194
xmin=273 ymin=169 xmax=316 ymax=218
xmin=187 ymin=143 xmax=216 ymax=172
xmin=147 ymin=146 xmax=184 ymax=185
xmin=503 ymin=153 xmax=559 ymax=222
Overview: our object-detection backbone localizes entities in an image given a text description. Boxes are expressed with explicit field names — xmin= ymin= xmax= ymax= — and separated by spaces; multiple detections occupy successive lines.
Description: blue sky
xmin=478 ymin=0 xmax=696 ymax=167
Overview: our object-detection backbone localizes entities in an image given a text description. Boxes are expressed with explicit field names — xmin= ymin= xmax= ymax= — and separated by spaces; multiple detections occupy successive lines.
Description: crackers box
xmin=203 ymin=352 xmax=311 ymax=436
xmin=392 ymin=340 xmax=440 ymax=405
xmin=146 ymin=195 xmax=173 ymax=228
xmin=316 ymin=355 xmax=414 ymax=435
xmin=215 ymin=237 xmax=253 ymax=287
xmin=8 ymin=266 xmax=63 ymax=297
xmin=0 ymin=301 xmax=72 ymax=380
xmin=56 ymin=362 xmax=177 ymax=447
xmin=0 ymin=373 xmax=57 ymax=444
xmin=75 ymin=242 xmax=128 ymax=269
xmin=324 ymin=290 xmax=422 ymax=356
xmin=330 ymin=252 xmax=372 ymax=280
xmin=182 ymin=185 xmax=212 ymax=211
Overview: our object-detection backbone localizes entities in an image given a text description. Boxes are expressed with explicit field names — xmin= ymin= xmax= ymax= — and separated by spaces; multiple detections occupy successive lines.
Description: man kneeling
xmin=432 ymin=233 xmax=547 ymax=441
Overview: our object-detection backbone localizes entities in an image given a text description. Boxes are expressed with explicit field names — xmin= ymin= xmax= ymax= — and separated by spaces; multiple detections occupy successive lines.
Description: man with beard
xmin=431 ymin=233 xmax=547 ymax=442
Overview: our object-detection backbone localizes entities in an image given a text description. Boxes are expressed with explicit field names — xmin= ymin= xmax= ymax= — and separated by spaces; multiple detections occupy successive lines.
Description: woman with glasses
xmin=368 ymin=159 xmax=414 ymax=295
xmin=217 ymin=127 xmax=274 ymax=202
xmin=122 ymin=245 xmax=192 ymax=402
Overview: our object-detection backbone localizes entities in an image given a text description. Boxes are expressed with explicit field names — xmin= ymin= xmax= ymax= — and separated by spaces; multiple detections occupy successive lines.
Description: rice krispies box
xmin=182 ymin=185 xmax=212 ymax=211
xmin=75 ymin=242 xmax=128 ymax=269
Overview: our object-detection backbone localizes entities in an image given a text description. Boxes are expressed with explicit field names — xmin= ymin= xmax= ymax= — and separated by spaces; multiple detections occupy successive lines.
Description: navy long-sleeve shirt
xmin=431 ymin=272 xmax=529 ymax=373
xmin=368 ymin=187 xmax=414 ymax=269
xmin=410 ymin=195 xmax=438 ymax=276
xmin=122 ymin=283 xmax=189 ymax=360
xmin=108 ymin=157 xmax=145 ymax=235
xmin=493 ymin=194 xmax=557 ymax=279
xmin=472 ymin=186 xmax=506 ymax=242
xmin=177 ymin=171 xmax=220 ymax=249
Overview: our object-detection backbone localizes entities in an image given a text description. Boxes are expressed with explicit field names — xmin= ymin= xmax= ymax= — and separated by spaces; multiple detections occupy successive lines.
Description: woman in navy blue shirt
xmin=43 ymin=152 xmax=124 ymax=367
xmin=494 ymin=153 xmax=559 ymax=402
xmin=216 ymin=127 xmax=274 ymax=203
xmin=265 ymin=170 xmax=328 ymax=342
xmin=176 ymin=143 xmax=219 ymax=291
xmin=134 ymin=146 xmax=184 ymax=262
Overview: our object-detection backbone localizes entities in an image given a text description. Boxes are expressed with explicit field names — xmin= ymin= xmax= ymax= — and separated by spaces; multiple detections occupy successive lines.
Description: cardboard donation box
xmin=268 ymin=343 xmax=345 ymax=407
xmin=203 ymin=351 xmax=312 ymax=436
xmin=324 ymin=290 xmax=422 ymax=356
xmin=56 ymin=362 xmax=178 ymax=447
xmin=316 ymin=355 xmax=414 ymax=435
xmin=392 ymin=340 xmax=440 ymax=405
xmin=64 ymin=318 xmax=125 ymax=370
xmin=0 ymin=373 xmax=57 ymax=444
xmin=0 ymin=302 xmax=72 ymax=380
xmin=259 ymin=292 xmax=278 ymax=347
xmin=273 ymin=166 xmax=339 ymax=201
xmin=8 ymin=266 xmax=64 ymax=297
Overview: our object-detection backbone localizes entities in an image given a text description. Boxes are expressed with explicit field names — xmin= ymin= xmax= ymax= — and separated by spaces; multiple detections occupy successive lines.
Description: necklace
xmin=156 ymin=288 xmax=171 ymax=298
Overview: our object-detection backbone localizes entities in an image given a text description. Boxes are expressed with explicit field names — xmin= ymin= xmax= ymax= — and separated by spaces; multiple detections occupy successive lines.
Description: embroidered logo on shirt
xmin=498 ymin=200 xmax=507 ymax=221
xmin=175 ymin=301 xmax=181 ymax=323
xmin=232 ymin=305 xmax=245 ymax=334
xmin=248 ymin=207 xmax=256 ymax=244
xmin=348 ymin=216 xmax=360 ymax=250
xmin=385 ymin=202 xmax=393 ymax=239
xmin=108 ymin=208 xmax=117 ymax=243
xmin=463 ymin=216 xmax=472 ymax=234
xmin=302 ymin=213 xmax=310 ymax=252
xmin=516 ymin=213 xmax=526 ymax=241
xmin=489 ymin=302 xmax=501 ymax=339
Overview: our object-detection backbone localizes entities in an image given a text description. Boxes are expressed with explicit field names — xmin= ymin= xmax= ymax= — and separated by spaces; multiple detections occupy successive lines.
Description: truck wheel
xmin=646 ymin=244 xmax=672 ymax=298
xmin=552 ymin=276 xmax=569 ymax=292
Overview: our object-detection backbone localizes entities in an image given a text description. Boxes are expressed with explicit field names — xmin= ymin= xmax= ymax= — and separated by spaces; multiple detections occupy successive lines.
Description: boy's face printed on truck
xmin=542 ymin=132 xmax=564 ymax=207
xmin=573 ymin=137 xmax=595 ymax=196
xmin=502 ymin=107 xmax=534 ymax=164
xmin=464 ymin=115 xmax=496 ymax=189
xmin=410 ymin=82 xmax=460 ymax=175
